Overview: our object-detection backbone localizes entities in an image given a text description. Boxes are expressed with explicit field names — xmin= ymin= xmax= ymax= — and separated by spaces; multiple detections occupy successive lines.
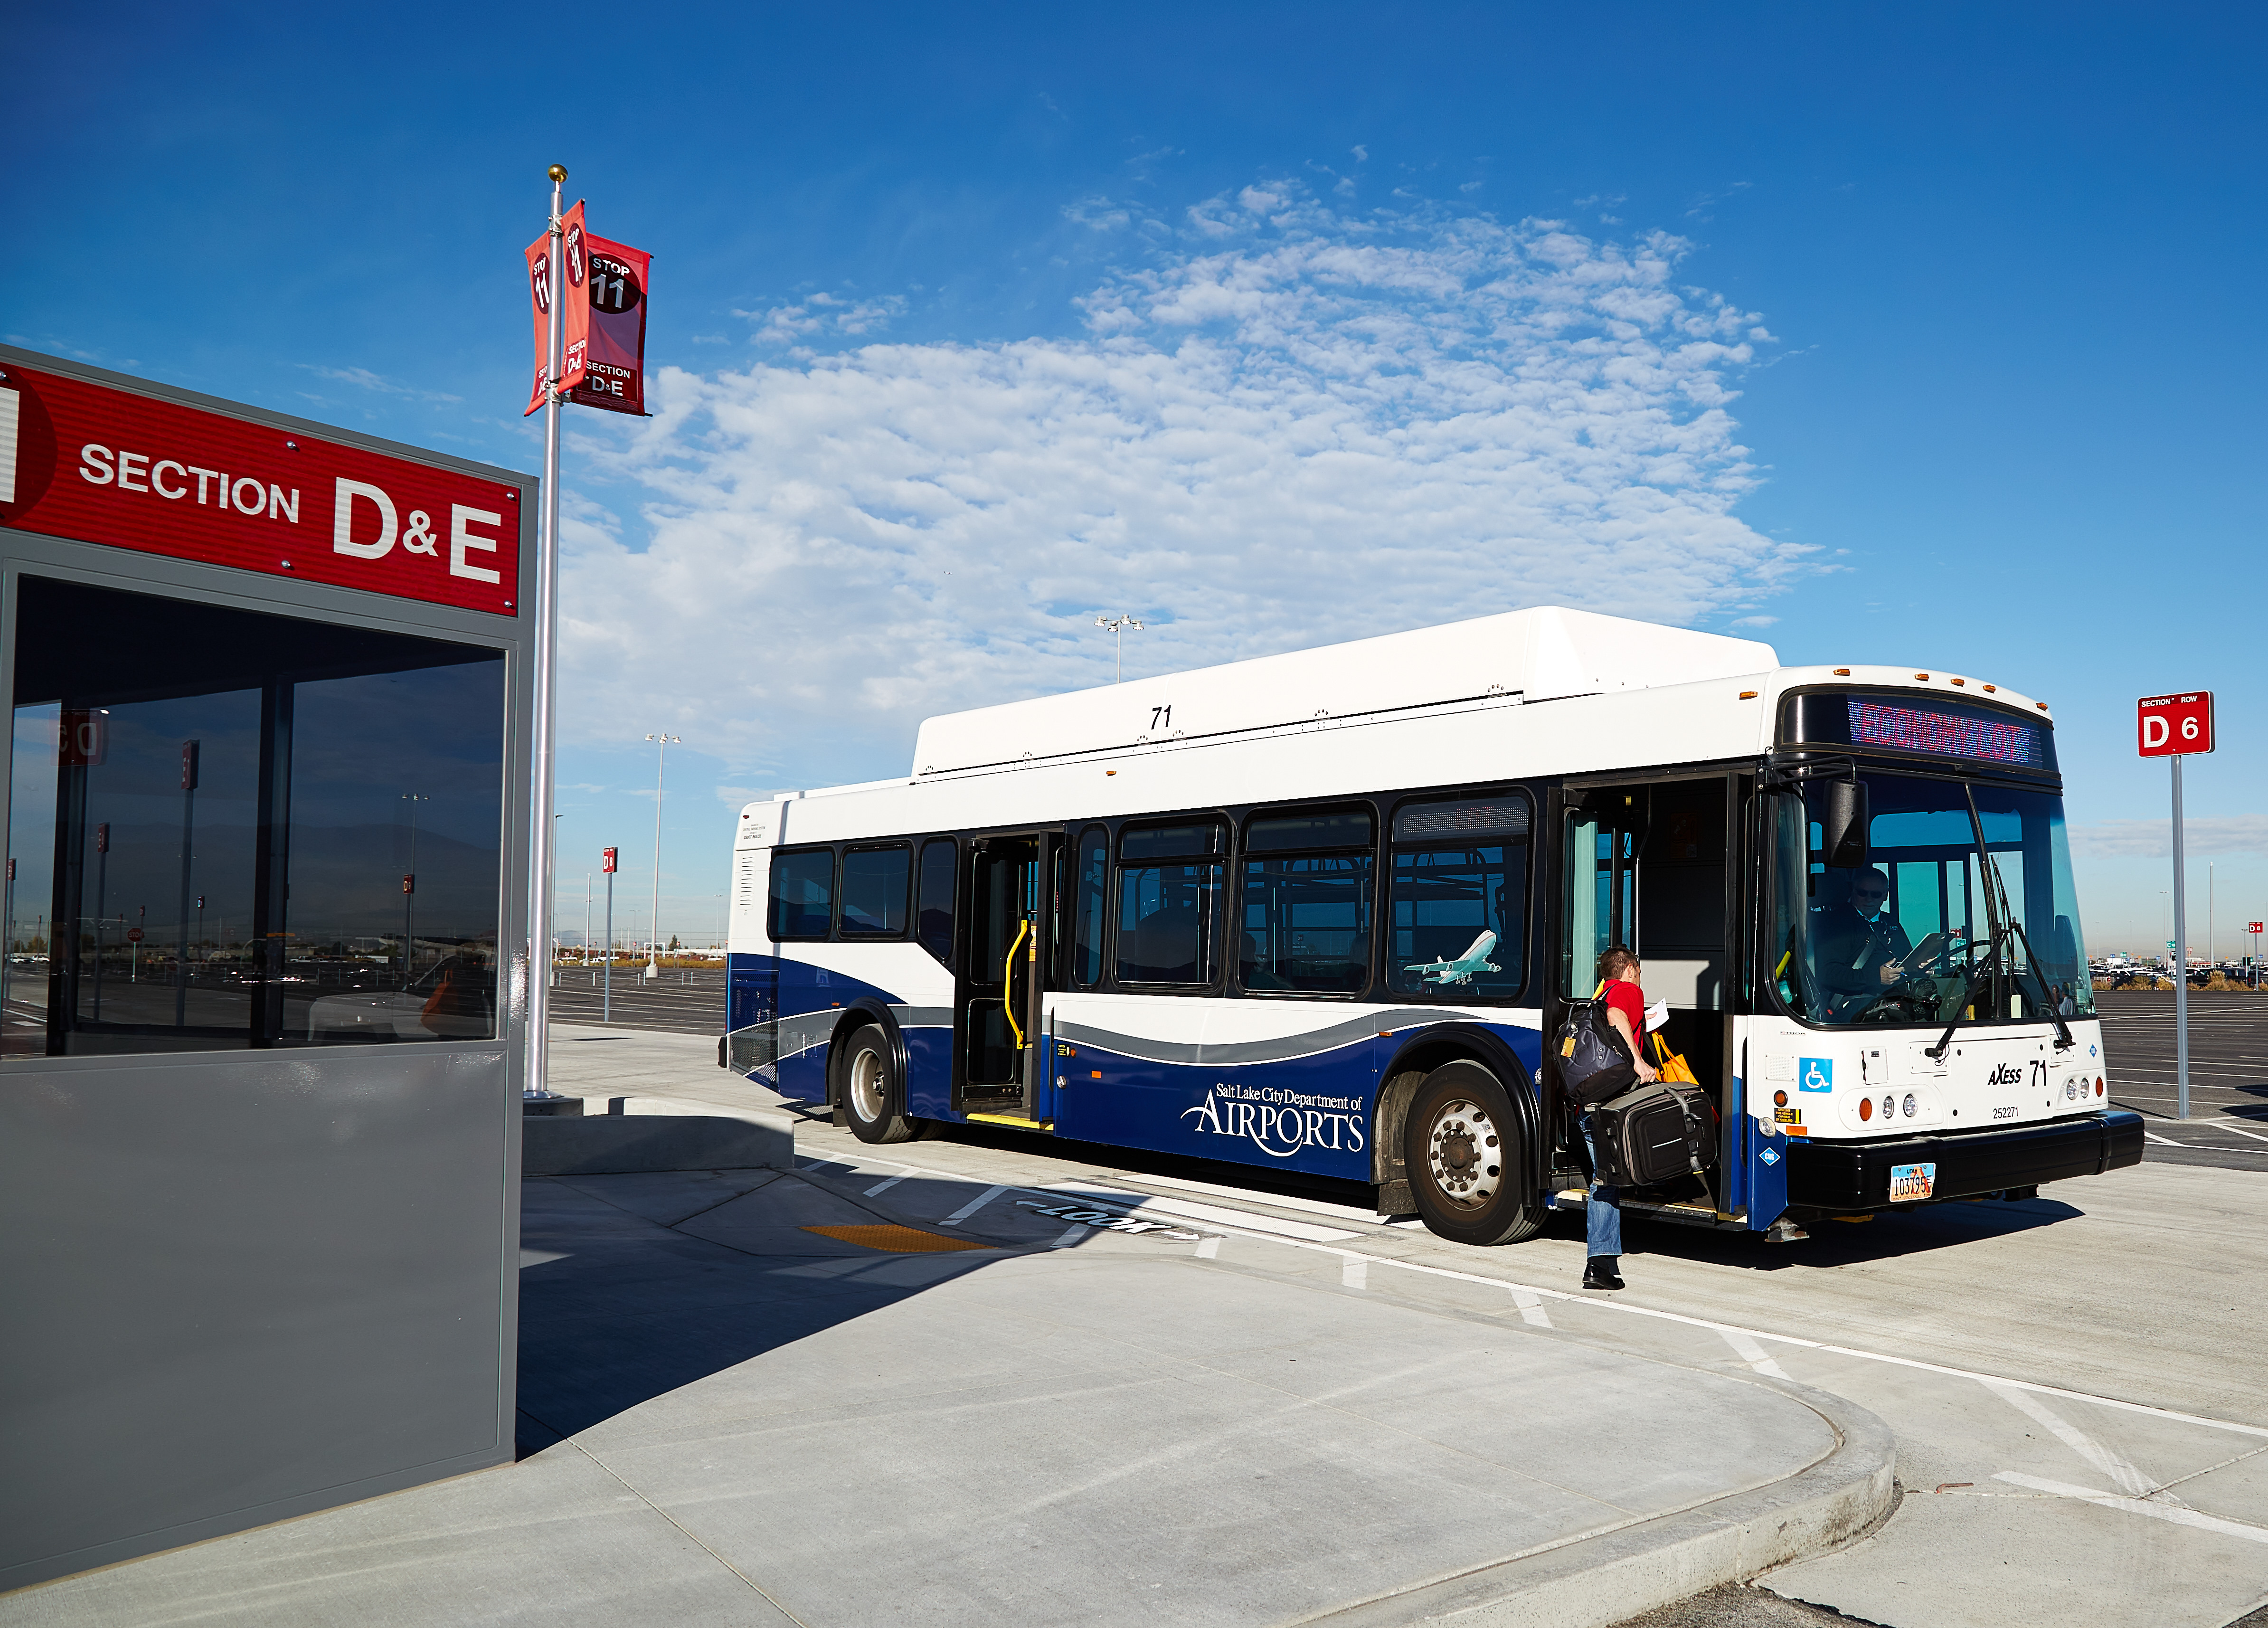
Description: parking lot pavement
xmin=7 ymin=1158 xmax=1890 ymax=1628
xmin=2098 ymin=992 xmax=2268 ymax=1172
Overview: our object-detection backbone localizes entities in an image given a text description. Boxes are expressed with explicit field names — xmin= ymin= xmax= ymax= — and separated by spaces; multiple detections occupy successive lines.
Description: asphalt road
xmin=2098 ymin=991 xmax=2268 ymax=1172
xmin=547 ymin=963 xmax=724 ymax=1036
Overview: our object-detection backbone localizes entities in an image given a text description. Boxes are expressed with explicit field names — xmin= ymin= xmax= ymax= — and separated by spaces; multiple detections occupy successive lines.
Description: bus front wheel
xmin=840 ymin=1024 xmax=916 ymax=1144
xmin=1405 ymin=1060 xmax=1542 ymax=1247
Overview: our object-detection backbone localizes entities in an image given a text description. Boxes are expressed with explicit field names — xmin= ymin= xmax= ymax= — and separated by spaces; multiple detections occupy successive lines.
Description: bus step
xmin=965 ymin=1112 xmax=1054 ymax=1132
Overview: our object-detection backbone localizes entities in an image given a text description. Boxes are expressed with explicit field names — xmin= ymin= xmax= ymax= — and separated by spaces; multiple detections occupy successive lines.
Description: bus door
xmin=958 ymin=832 xmax=1062 ymax=1124
xmin=1560 ymin=776 xmax=1739 ymax=1209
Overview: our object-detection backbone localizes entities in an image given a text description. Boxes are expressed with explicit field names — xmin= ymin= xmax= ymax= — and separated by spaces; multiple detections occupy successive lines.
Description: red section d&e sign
xmin=0 ymin=364 xmax=522 ymax=616
xmin=2136 ymin=691 xmax=2213 ymax=757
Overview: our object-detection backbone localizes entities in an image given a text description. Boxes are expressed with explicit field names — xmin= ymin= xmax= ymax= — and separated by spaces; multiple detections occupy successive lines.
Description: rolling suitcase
xmin=1591 ymin=1080 xmax=1719 ymax=1187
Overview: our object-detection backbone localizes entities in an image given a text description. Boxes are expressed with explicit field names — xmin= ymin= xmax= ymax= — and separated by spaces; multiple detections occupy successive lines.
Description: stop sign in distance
xmin=2137 ymin=691 xmax=2213 ymax=757
xmin=126 ymin=928 xmax=144 ymax=943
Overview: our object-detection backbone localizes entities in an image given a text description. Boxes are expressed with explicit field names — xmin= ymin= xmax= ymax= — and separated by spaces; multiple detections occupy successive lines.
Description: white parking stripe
xmin=1194 ymin=1237 xmax=1221 ymax=1259
xmin=938 ymin=1184 xmax=1007 ymax=1226
xmin=2208 ymin=1121 xmax=2268 ymax=1143
xmin=2144 ymin=1132 xmax=2191 ymax=1146
xmin=1051 ymin=1225 xmax=1088 ymax=1249
xmin=1986 ymin=1380 xmax=2176 ymax=1502
xmin=1722 ymin=1328 xmax=1791 ymax=1380
xmin=814 ymin=1146 xmax=2268 ymax=1443
xmin=1993 ymin=1474 xmax=2268 ymax=1543
xmin=1342 ymin=1258 xmax=1368 ymax=1290
xmin=862 ymin=1174 xmax=907 ymax=1196
xmin=1511 ymin=1289 xmax=1552 ymax=1328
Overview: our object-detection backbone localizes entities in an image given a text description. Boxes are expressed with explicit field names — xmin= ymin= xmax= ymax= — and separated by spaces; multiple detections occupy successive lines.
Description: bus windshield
xmin=1769 ymin=773 xmax=2094 ymax=1028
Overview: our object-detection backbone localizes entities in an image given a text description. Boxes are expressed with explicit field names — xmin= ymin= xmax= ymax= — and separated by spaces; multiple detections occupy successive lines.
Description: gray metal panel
xmin=0 ymin=1046 xmax=513 ymax=1588
xmin=0 ymin=348 xmax=536 ymax=1590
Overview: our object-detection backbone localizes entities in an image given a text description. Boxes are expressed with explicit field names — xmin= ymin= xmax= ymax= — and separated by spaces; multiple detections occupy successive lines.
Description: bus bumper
xmin=1783 ymin=1110 xmax=2144 ymax=1211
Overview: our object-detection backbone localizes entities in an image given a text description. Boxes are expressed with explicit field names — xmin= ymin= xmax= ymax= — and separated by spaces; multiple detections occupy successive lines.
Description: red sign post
xmin=2136 ymin=691 xmax=2213 ymax=757
xmin=2139 ymin=690 xmax=2215 ymax=1116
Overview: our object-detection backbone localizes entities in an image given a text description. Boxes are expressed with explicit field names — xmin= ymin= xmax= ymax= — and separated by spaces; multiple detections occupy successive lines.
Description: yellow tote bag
xmin=1649 ymin=1032 xmax=1699 ymax=1085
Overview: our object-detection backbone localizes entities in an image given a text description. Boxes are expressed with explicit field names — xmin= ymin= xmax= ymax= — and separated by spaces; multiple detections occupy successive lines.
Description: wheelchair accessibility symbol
xmin=1798 ymin=1057 xmax=1833 ymax=1093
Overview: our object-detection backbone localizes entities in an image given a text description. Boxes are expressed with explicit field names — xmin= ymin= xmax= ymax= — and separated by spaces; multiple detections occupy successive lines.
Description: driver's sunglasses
xmin=1856 ymin=889 xmax=1888 ymax=902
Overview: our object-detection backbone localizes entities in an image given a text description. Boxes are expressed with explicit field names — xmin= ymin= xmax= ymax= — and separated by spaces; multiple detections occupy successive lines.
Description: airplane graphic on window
xmin=1404 ymin=931 xmax=1502 ymax=985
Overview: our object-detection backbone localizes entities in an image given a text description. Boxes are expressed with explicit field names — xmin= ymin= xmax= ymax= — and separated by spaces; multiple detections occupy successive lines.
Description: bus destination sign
xmin=0 ymin=363 xmax=524 ymax=616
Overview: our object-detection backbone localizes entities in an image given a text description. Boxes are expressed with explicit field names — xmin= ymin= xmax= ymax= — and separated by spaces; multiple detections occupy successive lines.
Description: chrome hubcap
xmin=849 ymin=1046 xmax=888 ymax=1123
xmin=1425 ymin=1097 xmax=1501 ymax=1210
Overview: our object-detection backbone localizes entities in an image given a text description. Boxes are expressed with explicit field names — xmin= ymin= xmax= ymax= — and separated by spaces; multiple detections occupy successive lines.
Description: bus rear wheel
xmin=840 ymin=1024 xmax=916 ymax=1144
xmin=1405 ymin=1060 xmax=1542 ymax=1247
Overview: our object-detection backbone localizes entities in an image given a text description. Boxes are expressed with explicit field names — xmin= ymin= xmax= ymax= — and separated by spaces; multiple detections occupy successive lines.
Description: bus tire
xmin=1405 ymin=1060 xmax=1542 ymax=1247
xmin=839 ymin=1024 xmax=916 ymax=1144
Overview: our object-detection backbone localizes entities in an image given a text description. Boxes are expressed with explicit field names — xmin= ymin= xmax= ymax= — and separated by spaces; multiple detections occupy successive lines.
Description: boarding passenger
xmin=1583 ymin=946 xmax=1655 ymax=1292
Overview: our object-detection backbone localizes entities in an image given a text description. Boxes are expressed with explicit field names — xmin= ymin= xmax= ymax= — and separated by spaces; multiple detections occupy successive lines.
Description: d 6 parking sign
xmin=2137 ymin=691 xmax=2213 ymax=757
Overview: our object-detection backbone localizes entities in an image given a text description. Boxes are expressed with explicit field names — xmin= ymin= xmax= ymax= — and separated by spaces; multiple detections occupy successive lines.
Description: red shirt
xmin=1601 ymin=979 xmax=1645 ymax=1045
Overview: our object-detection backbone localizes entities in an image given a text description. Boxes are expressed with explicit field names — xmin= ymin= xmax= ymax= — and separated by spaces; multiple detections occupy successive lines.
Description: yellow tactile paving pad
xmin=802 ymin=1224 xmax=993 ymax=1253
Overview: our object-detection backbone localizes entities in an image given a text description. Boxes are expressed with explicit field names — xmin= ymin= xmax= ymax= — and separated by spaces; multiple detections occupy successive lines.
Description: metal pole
xmin=526 ymin=163 xmax=569 ymax=1099
xmin=2172 ymin=755 xmax=2189 ymax=1120
xmin=645 ymin=732 xmax=677 ymax=978
xmin=584 ymin=873 xmax=592 ymax=967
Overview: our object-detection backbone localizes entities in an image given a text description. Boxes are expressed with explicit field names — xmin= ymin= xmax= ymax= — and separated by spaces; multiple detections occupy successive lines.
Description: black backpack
xmin=1554 ymin=984 xmax=1637 ymax=1107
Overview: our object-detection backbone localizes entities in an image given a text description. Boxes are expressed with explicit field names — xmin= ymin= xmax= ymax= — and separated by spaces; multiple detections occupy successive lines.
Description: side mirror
xmin=1818 ymin=779 xmax=1870 ymax=869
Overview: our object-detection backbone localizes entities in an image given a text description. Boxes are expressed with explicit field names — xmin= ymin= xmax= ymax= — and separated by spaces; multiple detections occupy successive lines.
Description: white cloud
xmin=2070 ymin=815 xmax=2268 ymax=858
xmin=736 ymin=291 xmax=907 ymax=348
xmin=561 ymin=182 xmax=1802 ymax=787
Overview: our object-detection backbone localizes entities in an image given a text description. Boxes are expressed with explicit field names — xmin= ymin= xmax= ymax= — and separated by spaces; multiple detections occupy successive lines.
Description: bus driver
xmin=1811 ymin=867 xmax=1913 ymax=1015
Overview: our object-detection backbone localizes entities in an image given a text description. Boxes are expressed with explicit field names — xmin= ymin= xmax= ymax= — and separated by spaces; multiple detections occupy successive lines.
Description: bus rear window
xmin=768 ymin=850 xmax=834 ymax=939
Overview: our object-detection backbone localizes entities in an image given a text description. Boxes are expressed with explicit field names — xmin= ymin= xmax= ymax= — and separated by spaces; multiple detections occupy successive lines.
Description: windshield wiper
xmin=1925 ymin=854 xmax=2075 ymax=1060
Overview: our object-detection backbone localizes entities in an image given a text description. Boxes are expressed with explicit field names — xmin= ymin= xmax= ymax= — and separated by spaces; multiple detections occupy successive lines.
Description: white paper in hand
xmin=1644 ymin=999 xmax=1670 ymax=1032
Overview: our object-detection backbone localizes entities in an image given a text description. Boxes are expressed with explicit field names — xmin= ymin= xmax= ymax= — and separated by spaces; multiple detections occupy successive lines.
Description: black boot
xmin=1582 ymin=1256 xmax=1624 ymax=1291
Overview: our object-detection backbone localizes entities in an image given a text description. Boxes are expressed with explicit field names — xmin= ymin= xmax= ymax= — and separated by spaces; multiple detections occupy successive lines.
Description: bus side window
xmin=840 ymin=844 xmax=912 ymax=937
xmin=1071 ymin=826 xmax=1108 ymax=987
xmin=769 ymin=849 xmax=835 ymax=940
xmin=1115 ymin=819 xmax=1226 ymax=985
xmin=917 ymin=839 xmax=957 ymax=966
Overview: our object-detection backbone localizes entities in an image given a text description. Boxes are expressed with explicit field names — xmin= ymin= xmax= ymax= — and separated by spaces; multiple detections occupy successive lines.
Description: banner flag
xmin=522 ymin=200 xmax=590 ymax=416
xmin=566 ymin=231 xmax=652 ymax=416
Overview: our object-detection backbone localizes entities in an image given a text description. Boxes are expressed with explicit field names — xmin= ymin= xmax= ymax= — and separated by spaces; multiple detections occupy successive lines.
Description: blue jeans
xmin=1580 ymin=1114 xmax=1622 ymax=1259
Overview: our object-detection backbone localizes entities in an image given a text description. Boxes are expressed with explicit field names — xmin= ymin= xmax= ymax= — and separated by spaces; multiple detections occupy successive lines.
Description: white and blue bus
xmin=723 ymin=607 xmax=2141 ymax=1246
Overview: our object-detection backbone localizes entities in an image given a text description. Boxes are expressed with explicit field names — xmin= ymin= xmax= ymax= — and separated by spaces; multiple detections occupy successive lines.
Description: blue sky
xmin=9 ymin=2 xmax=2262 ymax=954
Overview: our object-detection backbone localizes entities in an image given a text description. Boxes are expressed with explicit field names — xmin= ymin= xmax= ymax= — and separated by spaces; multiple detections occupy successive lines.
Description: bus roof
xmin=910 ymin=606 xmax=1778 ymax=776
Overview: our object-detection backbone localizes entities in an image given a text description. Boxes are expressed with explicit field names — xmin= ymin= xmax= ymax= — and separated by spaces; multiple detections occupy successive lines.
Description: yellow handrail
xmin=1002 ymin=919 xmax=1030 ymax=1051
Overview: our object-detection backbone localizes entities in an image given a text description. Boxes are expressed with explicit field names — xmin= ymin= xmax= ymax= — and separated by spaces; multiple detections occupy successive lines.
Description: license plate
xmin=1889 ymin=1162 xmax=1936 ymax=1202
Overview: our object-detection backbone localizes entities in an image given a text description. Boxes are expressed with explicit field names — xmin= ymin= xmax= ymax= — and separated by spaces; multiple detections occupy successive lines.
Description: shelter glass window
xmin=1070 ymin=826 xmax=1108 ymax=988
xmin=1115 ymin=819 xmax=1224 ymax=985
xmin=1239 ymin=807 xmax=1373 ymax=995
xmin=768 ymin=850 xmax=834 ymax=940
xmin=4 ymin=575 xmax=505 ymax=1058
xmin=1387 ymin=792 xmax=1530 ymax=1001
xmin=917 ymin=839 xmax=956 ymax=966
xmin=839 ymin=845 xmax=910 ymax=937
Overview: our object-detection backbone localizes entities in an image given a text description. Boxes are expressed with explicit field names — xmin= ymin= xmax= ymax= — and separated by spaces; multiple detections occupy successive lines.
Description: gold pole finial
xmin=546 ymin=163 xmax=568 ymax=183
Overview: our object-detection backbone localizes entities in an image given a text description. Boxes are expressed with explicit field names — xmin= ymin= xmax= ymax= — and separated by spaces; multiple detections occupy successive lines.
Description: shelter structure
xmin=0 ymin=346 xmax=535 ymax=1590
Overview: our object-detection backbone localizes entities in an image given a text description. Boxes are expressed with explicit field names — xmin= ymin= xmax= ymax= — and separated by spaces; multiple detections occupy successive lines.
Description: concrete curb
xmin=522 ymin=1108 xmax=794 ymax=1175
xmin=1294 ymin=1375 xmax=1897 ymax=1628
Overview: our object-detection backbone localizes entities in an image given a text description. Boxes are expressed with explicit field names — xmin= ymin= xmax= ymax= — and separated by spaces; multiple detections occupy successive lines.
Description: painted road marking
xmin=823 ymin=1148 xmax=2268 ymax=1442
xmin=1993 ymin=1474 xmax=2268 ymax=1544
xmin=937 ymin=1184 xmax=1007 ymax=1226
xmin=1722 ymin=1328 xmax=1792 ymax=1380
xmin=1510 ymin=1289 xmax=1552 ymax=1328
xmin=862 ymin=1174 xmax=907 ymax=1196
xmin=1194 ymin=1236 xmax=1221 ymax=1259
xmin=2144 ymin=1133 xmax=2191 ymax=1146
xmin=1042 ymin=1184 xmax=1361 ymax=1242
xmin=1342 ymin=1258 xmax=1368 ymax=1290
xmin=1986 ymin=1380 xmax=2179 ymax=1503
xmin=1051 ymin=1225 xmax=1088 ymax=1249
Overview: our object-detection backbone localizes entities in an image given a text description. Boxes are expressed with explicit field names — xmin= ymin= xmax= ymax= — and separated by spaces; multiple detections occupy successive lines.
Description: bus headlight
xmin=1902 ymin=1093 xmax=1917 ymax=1118
xmin=1882 ymin=1095 xmax=1896 ymax=1122
xmin=2064 ymin=1079 xmax=2077 ymax=1100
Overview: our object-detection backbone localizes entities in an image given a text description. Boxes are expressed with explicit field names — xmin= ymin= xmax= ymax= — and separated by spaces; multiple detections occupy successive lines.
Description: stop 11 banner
xmin=523 ymin=201 xmax=652 ymax=417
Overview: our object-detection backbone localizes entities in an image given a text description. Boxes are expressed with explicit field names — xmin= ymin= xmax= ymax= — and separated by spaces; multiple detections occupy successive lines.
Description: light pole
xmin=644 ymin=732 xmax=680 ymax=980
xmin=1095 ymin=613 xmax=1143 ymax=683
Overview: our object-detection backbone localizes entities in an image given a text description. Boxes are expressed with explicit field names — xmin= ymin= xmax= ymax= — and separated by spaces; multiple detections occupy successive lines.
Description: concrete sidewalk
xmin=3 ymin=1032 xmax=1896 ymax=1626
